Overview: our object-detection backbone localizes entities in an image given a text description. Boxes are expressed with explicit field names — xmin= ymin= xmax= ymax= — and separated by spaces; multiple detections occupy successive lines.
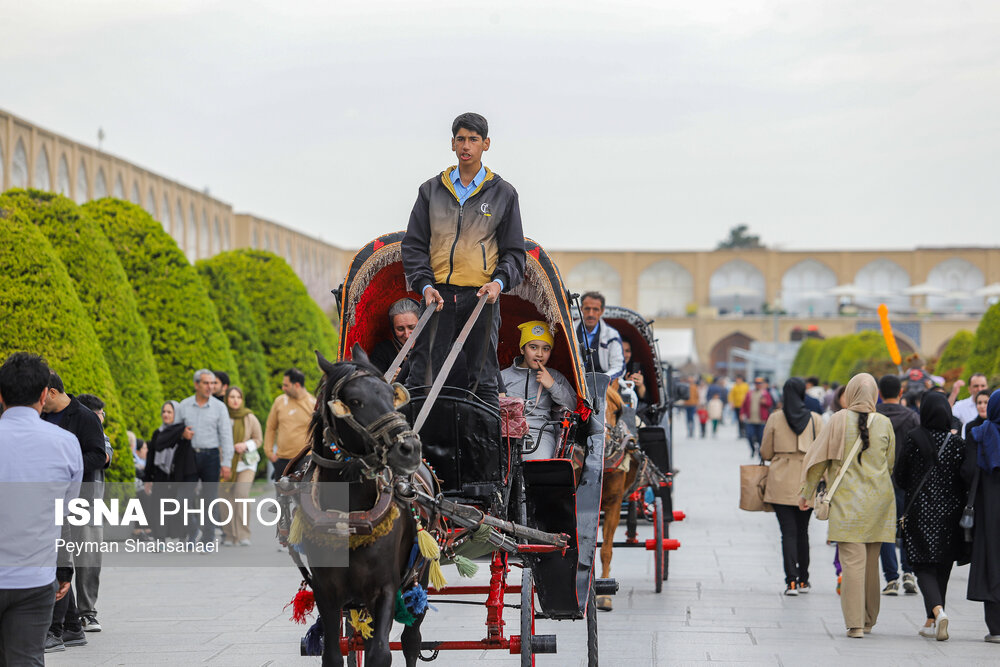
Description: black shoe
xmin=62 ymin=627 xmax=88 ymax=647
xmin=81 ymin=614 xmax=102 ymax=632
xmin=44 ymin=632 xmax=65 ymax=653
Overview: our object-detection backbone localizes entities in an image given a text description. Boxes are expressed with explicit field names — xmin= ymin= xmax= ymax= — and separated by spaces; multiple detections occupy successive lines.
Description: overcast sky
xmin=3 ymin=0 xmax=998 ymax=251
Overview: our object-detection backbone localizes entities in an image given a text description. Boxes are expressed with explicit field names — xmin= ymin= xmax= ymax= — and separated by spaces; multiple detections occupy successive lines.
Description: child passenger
xmin=501 ymin=321 xmax=576 ymax=460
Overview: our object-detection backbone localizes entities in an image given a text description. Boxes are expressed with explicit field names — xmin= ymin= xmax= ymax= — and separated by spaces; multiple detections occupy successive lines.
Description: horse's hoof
xmin=596 ymin=595 xmax=613 ymax=612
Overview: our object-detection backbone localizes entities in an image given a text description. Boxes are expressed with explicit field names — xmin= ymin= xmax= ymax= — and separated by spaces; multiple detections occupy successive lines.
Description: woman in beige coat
xmin=222 ymin=386 xmax=263 ymax=546
xmin=800 ymin=373 xmax=896 ymax=638
xmin=761 ymin=378 xmax=823 ymax=595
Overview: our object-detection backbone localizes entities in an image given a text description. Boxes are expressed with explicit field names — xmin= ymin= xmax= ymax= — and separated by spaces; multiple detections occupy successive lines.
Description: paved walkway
xmin=48 ymin=421 xmax=999 ymax=665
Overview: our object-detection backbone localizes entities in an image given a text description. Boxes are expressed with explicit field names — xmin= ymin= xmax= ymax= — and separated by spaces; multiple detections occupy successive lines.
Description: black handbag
xmin=960 ymin=461 xmax=981 ymax=542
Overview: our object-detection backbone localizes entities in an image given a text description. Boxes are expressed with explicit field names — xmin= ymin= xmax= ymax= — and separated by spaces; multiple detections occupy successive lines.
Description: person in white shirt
xmin=952 ymin=373 xmax=989 ymax=426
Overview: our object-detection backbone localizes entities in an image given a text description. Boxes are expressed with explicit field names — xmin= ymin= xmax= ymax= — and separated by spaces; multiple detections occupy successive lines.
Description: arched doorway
xmin=710 ymin=332 xmax=755 ymax=378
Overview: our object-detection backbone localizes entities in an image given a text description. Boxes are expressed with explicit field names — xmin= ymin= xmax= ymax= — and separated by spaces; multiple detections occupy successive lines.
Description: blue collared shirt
xmin=450 ymin=166 xmax=487 ymax=206
xmin=0 ymin=406 xmax=83 ymax=589
xmin=176 ymin=395 xmax=235 ymax=464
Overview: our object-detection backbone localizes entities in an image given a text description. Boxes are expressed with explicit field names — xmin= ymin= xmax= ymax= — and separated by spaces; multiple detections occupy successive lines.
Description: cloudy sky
xmin=3 ymin=0 xmax=998 ymax=251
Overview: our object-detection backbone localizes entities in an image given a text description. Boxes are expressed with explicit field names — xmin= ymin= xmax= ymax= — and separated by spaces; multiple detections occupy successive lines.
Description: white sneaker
xmin=918 ymin=623 xmax=936 ymax=638
xmin=936 ymin=610 xmax=949 ymax=641
xmin=238 ymin=539 xmax=251 ymax=546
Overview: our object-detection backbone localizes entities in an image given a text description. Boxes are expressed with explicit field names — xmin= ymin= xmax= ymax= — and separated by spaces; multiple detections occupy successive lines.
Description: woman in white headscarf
xmin=799 ymin=373 xmax=896 ymax=639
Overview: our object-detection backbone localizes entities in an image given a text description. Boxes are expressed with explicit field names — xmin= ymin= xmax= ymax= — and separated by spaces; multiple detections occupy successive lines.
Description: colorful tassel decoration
xmin=416 ymin=525 xmax=440 ymax=560
xmin=348 ymin=609 xmax=374 ymax=640
xmin=288 ymin=508 xmax=304 ymax=547
xmin=394 ymin=590 xmax=417 ymax=626
xmin=452 ymin=554 xmax=478 ymax=578
xmin=402 ymin=584 xmax=429 ymax=616
xmin=285 ymin=583 xmax=315 ymax=624
xmin=428 ymin=558 xmax=448 ymax=591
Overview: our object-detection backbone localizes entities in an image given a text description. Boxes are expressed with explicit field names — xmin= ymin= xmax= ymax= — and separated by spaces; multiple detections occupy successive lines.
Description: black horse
xmin=302 ymin=346 xmax=428 ymax=667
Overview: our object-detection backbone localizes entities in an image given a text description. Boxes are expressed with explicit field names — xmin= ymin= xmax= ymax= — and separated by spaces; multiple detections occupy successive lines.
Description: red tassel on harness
xmin=286 ymin=583 xmax=315 ymax=624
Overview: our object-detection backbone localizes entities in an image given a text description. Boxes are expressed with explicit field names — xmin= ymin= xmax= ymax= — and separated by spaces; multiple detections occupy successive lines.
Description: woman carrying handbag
xmin=761 ymin=378 xmax=823 ymax=596
xmin=894 ymin=391 xmax=968 ymax=641
xmin=799 ymin=373 xmax=896 ymax=639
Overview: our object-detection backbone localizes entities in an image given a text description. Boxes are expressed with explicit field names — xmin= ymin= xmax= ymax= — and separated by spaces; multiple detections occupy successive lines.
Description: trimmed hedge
xmin=83 ymin=199 xmax=240 ymax=404
xmin=0 ymin=189 xmax=164 ymax=436
xmin=936 ymin=330 xmax=975 ymax=398
xmin=202 ymin=250 xmax=337 ymax=393
xmin=964 ymin=302 xmax=1000 ymax=388
xmin=196 ymin=260 xmax=270 ymax=420
xmin=828 ymin=331 xmax=889 ymax=386
xmin=0 ymin=206 xmax=133 ymax=482
xmin=811 ymin=336 xmax=849 ymax=384
xmin=790 ymin=338 xmax=822 ymax=378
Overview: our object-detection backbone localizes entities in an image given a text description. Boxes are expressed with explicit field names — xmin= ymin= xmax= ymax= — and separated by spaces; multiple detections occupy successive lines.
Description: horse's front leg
xmin=600 ymin=469 xmax=625 ymax=579
xmin=365 ymin=586 xmax=396 ymax=667
xmin=400 ymin=610 xmax=425 ymax=667
xmin=312 ymin=593 xmax=344 ymax=667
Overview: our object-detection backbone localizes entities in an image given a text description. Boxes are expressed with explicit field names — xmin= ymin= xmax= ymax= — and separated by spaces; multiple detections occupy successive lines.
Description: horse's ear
xmin=351 ymin=343 xmax=370 ymax=365
xmin=315 ymin=349 xmax=337 ymax=376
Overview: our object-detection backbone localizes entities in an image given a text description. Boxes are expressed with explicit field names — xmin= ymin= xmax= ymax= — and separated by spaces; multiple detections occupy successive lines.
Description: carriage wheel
xmin=662 ymin=519 xmax=670 ymax=582
xmin=587 ymin=578 xmax=599 ymax=666
xmin=653 ymin=497 xmax=663 ymax=593
xmin=520 ymin=567 xmax=535 ymax=667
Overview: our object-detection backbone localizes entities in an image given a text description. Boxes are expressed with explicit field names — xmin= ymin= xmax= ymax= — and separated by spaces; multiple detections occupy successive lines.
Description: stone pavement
xmin=47 ymin=421 xmax=999 ymax=666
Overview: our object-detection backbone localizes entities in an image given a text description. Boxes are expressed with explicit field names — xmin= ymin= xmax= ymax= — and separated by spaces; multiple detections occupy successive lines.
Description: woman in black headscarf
xmin=895 ymin=391 xmax=968 ymax=640
xmin=761 ymin=378 xmax=823 ymax=594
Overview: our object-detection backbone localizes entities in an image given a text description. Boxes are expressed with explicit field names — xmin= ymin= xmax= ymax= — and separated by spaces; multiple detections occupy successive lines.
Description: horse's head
xmin=314 ymin=345 xmax=422 ymax=477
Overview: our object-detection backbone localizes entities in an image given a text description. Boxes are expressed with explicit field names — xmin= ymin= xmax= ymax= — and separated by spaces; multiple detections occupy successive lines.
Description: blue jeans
xmin=684 ymin=406 xmax=697 ymax=437
xmin=880 ymin=487 xmax=911 ymax=581
xmin=192 ymin=448 xmax=221 ymax=544
xmin=745 ymin=423 xmax=765 ymax=456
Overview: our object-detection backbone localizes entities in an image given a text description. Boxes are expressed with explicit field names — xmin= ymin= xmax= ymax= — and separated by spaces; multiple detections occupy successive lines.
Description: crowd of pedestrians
xmin=0 ymin=350 xmax=319 ymax=664
xmin=708 ymin=362 xmax=1000 ymax=645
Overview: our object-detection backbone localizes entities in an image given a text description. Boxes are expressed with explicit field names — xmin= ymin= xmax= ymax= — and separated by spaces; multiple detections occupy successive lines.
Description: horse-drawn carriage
xmin=279 ymin=231 xmax=615 ymax=665
xmin=596 ymin=305 xmax=683 ymax=594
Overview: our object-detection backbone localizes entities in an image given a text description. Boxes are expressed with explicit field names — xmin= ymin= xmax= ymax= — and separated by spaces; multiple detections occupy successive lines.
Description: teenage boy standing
xmin=402 ymin=112 xmax=525 ymax=411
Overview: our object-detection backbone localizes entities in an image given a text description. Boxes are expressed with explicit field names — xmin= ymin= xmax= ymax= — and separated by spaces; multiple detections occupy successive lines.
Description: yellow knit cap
xmin=518 ymin=320 xmax=554 ymax=349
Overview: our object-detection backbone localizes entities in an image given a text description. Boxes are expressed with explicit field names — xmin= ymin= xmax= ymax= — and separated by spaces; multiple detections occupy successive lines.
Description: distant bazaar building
xmin=3 ymin=107 xmax=997 ymax=373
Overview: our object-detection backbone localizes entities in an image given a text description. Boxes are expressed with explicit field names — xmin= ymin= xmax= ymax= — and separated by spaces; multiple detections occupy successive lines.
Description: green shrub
xmin=790 ymin=338 xmax=823 ymax=378
xmin=811 ymin=336 xmax=848 ymax=384
xmin=936 ymin=330 xmax=975 ymax=398
xmin=829 ymin=331 xmax=889 ymax=385
xmin=196 ymin=260 xmax=270 ymax=420
xmin=83 ymin=199 xmax=239 ymax=405
xmin=0 ymin=206 xmax=133 ymax=482
xmin=202 ymin=250 xmax=338 ymax=393
xmin=965 ymin=302 xmax=1000 ymax=389
xmin=0 ymin=189 xmax=164 ymax=437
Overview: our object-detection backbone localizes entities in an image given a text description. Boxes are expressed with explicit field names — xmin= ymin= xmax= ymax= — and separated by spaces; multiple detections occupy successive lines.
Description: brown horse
xmin=597 ymin=380 xmax=640 ymax=610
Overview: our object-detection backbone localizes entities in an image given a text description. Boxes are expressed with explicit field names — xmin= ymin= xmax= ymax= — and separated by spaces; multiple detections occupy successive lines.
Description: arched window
xmin=199 ymin=209 xmax=210 ymax=258
xmin=34 ymin=145 xmax=51 ymax=190
xmin=130 ymin=181 xmax=141 ymax=205
xmin=11 ymin=139 xmax=29 ymax=188
xmin=113 ymin=174 xmax=125 ymax=199
xmin=161 ymin=193 xmax=172 ymax=235
xmin=637 ymin=260 xmax=694 ymax=317
xmin=175 ymin=200 xmax=185 ymax=244
xmin=57 ymin=154 xmax=71 ymax=196
xmin=213 ymin=216 xmax=221 ymax=254
xmin=145 ymin=187 xmax=156 ymax=217
xmin=709 ymin=260 xmax=766 ymax=313
xmin=0 ymin=138 xmax=4 ymax=187
xmin=94 ymin=168 xmax=108 ymax=198
xmin=926 ymin=258 xmax=985 ymax=312
xmin=709 ymin=332 xmax=756 ymax=377
xmin=564 ymin=259 xmax=622 ymax=306
xmin=251 ymin=226 xmax=259 ymax=249
xmin=854 ymin=259 xmax=910 ymax=311
xmin=286 ymin=239 xmax=292 ymax=262
xmin=76 ymin=160 xmax=89 ymax=203
xmin=781 ymin=259 xmax=837 ymax=316
xmin=188 ymin=204 xmax=198 ymax=261
xmin=223 ymin=218 xmax=231 ymax=250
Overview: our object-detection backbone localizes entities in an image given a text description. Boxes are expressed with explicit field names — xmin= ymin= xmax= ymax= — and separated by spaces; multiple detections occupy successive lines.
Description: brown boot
xmin=596 ymin=595 xmax=613 ymax=612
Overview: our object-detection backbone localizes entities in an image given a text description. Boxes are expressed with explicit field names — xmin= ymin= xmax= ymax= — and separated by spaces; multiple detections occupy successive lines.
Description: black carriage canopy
xmin=337 ymin=231 xmax=586 ymax=403
xmin=601 ymin=305 xmax=667 ymax=414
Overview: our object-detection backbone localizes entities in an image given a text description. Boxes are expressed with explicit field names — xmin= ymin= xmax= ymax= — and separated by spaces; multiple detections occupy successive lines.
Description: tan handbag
xmin=739 ymin=463 xmax=772 ymax=512
xmin=814 ymin=414 xmax=871 ymax=520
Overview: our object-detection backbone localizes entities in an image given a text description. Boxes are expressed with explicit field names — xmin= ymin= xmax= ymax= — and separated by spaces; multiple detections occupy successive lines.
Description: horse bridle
xmin=313 ymin=366 xmax=417 ymax=480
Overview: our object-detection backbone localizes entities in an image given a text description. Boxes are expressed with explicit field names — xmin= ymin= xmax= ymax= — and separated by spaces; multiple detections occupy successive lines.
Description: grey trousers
xmin=0 ymin=581 xmax=57 ymax=667
xmin=74 ymin=522 xmax=102 ymax=617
